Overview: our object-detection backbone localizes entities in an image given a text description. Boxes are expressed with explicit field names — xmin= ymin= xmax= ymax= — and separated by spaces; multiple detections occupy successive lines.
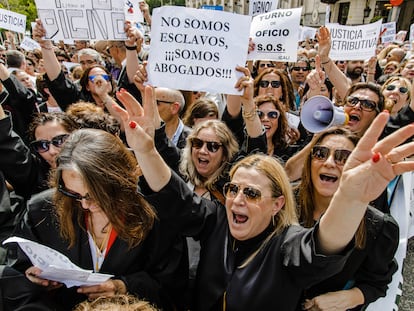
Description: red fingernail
xmin=129 ymin=121 xmax=137 ymax=129
xmin=372 ymin=152 xmax=380 ymax=163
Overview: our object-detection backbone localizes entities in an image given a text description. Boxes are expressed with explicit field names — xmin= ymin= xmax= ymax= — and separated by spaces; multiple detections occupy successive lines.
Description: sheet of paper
xmin=3 ymin=236 xmax=113 ymax=287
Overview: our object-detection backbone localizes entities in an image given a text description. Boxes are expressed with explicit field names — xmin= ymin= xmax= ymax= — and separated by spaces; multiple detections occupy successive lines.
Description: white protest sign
xmin=248 ymin=8 xmax=302 ymax=62
xmin=124 ymin=0 xmax=144 ymax=24
xmin=19 ymin=37 xmax=41 ymax=51
xmin=326 ymin=20 xmax=382 ymax=61
xmin=299 ymin=26 xmax=317 ymax=42
xmin=325 ymin=5 xmax=330 ymax=25
xmin=147 ymin=6 xmax=251 ymax=95
xmin=249 ymin=0 xmax=279 ymax=17
xmin=381 ymin=22 xmax=396 ymax=44
xmin=410 ymin=23 xmax=414 ymax=43
xmin=395 ymin=30 xmax=407 ymax=44
xmin=0 ymin=8 xmax=26 ymax=34
xmin=34 ymin=0 xmax=127 ymax=41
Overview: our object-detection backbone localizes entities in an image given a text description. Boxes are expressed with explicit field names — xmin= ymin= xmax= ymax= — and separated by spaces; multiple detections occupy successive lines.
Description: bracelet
xmin=242 ymin=106 xmax=257 ymax=120
xmin=41 ymin=45 xmax=54 ymax=50
xmin=321 ymin=59 xmax=330 ymax=65
xmin=125 ymin=45 xmax=137 ymax=51
xmin=367 ymin=72 xmax=375 ymax=75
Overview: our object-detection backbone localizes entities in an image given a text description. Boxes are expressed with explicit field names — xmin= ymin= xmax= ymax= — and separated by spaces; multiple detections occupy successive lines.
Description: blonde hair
xmin=73 ymin=294 xmax=159 ymax=311
xmin=229 ymin=154 xmax=298 ymax=267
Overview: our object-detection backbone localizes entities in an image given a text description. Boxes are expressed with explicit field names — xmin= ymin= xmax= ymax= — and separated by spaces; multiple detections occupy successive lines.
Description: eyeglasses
xmin=88 ymin=74 xmax=110 ymax=82
xmin=58 ymin=183 xmax=92 ymax=202
xmin=79 ymin=59 xmax=97 ymax=66
xmin=291 ymin=66 xmax=309 ymax=72
xmin=335 ymin=61 xmax=346 ymax=64
xmin=345 ymin=96 xmax=378 ymax=112
xmin=385 ymin=84 xmax=409 ymax=94
xmin=257 ymin=110 xmax=280 ymax=120
xmin=311 ymin=146 xmax=352 ymax=166
xmin=156 ymin=100 xmax=176 ymax=105
xmin=259 ymin=80 xmax=281 ymax=88
xmin=223 ymin=182 xmax=272 ymax=203
xmin=190 ymin=137 xmax=222 ymax=153
xmin=30 ymin=134 xmax=69 ymax=153
xmin=259 ymin=63 xmax=275 ymax=68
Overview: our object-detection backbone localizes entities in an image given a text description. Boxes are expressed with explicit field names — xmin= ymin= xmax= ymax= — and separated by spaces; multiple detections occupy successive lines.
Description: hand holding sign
xmin=133 ymin=61 xmax=148 ymax=94
xmin=32 ymin=19 xmax=53 ymax=50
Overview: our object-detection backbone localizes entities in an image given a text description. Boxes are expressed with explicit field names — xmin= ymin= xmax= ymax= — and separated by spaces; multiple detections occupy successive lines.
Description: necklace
xmin=89 ymin=217 xmax=112 ymax=272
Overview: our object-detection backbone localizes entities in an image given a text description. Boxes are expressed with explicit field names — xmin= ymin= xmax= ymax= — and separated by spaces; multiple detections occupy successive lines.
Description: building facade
xmin=185 ymin=0 xmax=413 ymax=33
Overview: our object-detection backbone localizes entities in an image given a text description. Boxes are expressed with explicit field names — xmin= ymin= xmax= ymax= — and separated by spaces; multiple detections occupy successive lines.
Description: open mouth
xmin=320 ymin=174 xmax=338 ymax=183
xmin=349 ymin=113 xmax=360 ymax=122
xmin=233 ymin=212 xmax=248 ymax=224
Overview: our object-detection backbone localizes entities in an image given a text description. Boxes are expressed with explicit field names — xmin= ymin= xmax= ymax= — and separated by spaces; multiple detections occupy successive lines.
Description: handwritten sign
xmin=326 ymin=20 xmax=382 ymax=61
xmin=0 ymin=8 xmax=26 ymax=34
xmin=147 ymin=6 xmax=251 ymax=95
xmin=381 ymin=22 xmax=396 ymax=44
xmin=248 ymin=8 xmax=302 ymax=62
xmin=34 ymin=0 xmax=127 ymax=40
xmin=249 ymin=0 xmax=279 ymax=17
xmin=19 ymin=37 xmax=41 ymax=51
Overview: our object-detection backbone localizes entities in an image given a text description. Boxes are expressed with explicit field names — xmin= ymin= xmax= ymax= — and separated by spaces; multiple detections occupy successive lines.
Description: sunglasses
xmin=259 ymin=80 xmax=281 ymax=88
xmin=386 ymin=84 xmax=409 ymax=94
xmin=259 ymin=63 xmax=275 ymax=68
xmin=335 ymin=61 xmax=346 ymax=64
xmin=88 ymin=74 xmax=110 ymax=82
xmin=156 ymin=100 xmax=176 ymax=105
xmin=345 ymin=96 xmax=378 ymax=112
xmin=190 ymin=137 xmax=222 ymax=153
xmin=311 ymin=146 xmax=352 ymax=166
xmin=58 ymin=183 xmax=92 ymax=202
xmin=291 ymin=66 xmax=309 ymax=72
xmin=257 ymin=110 xmax=280 ymax=120
xmin=30 ymin=134 xmax=69 ymax=153
xmin=223 ymin=182 xmax=266 ymax=203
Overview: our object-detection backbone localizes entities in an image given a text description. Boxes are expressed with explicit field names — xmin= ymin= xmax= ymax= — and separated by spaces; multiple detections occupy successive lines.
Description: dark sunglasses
xmin=386 ymin=84 xmax=409 ymax=94
xmin=345 ymin=96 xmax=378 ymax=112
xmin=88 ymin=74 xmax=110 ymax=82
xmin=58 ymin=183 xmax=92 ymax=202
xmin=311 ymin=146 xmax=352 ymax=166
xmin=259 ymin=80 xmax=281 ymax=88
xmin=292 ymin=66 xmax=309 ymax=72
xmin=335 ymin=61 xmax=346 ymax=64
xmin=259 ymin=63 xmax=275 ymax=68
xmin=257 ymin=110 xmax=280 ymax=120
xmin=190 ymin=137 xmax=222 ymax=153
xmin=223 ymin=182 xmax=264 ymax=203
xmin=30 ymin=134 xmax=69 ymax=153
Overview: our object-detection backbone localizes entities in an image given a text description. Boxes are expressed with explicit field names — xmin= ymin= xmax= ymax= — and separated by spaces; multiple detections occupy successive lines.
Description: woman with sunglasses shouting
xmin=296 ymin=127 xmax=398 ymax=311
xmin=115 ymin=84 xmax=414 ymax=311
xmin=381 ymin=76 xmax=411 ymax=116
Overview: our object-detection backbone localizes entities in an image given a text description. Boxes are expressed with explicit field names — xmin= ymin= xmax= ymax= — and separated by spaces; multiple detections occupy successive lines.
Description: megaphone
xmin=300 ymin=96 xmax=349 ymax=133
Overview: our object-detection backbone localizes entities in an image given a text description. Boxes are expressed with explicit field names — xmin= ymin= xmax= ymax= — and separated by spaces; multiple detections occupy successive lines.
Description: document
xmin=3 ymin=236 xmax=113 ymax=287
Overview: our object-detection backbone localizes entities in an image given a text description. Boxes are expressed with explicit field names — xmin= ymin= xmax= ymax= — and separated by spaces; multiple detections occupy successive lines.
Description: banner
xmin=326 ymin=20 xmax=382 ymax=61
xmin=0 ymin=8 xmax=26 ymax=34
xmin=249 ymin=0 xmax=279 ymax=17
xmin=34 ymin=0 xmax=127 ymax=40
xmin=19 ymin=37 xmax=41 ymax=51
xmin=248 ymin=8 xmax=302 ymax=62
xmin=147 ymin=6 xmax=251 ymax=95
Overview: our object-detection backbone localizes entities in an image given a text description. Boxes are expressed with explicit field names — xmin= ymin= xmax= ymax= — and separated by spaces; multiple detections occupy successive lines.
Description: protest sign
xmin=381 ymin=22 xmax=396 ymax=44
xmin=299 ymin=26 xmax=317 ymax=42
xmin=124 ymin=0 xmax=144 ymax=24
xmin=410 ymin=23 xmax=414 ymax=43
xmin=326 ymin=20 xmax=382 ymax=61
xmin=0 ymin=8 xmax=26 ymax=34
xmin=395 ymin=30 xmax=407 ymax=44
xmin=248 ymin=8 xmax=302 ymax=62
xmin=249 ymin=0 xmax=279 ymax=17
xmin=19 ymin=36 xmax=41 ymax=51
xmin=34 ymin=0 xmax=127 ymax=41
xmin=325 ymin=5 xmax=330 ymax=25
xmin=147 ymin=6 xmax=251 ymax=95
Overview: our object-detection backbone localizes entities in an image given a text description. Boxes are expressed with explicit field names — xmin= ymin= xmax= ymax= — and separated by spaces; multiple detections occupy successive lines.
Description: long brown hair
xmin=50 ymin=129 xmax=156 ymax=248
xmin=297 ymin=127 xmax=367 ymax=248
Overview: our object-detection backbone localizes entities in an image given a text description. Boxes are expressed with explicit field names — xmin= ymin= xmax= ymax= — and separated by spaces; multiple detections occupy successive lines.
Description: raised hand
xmin=316 ymin=27 xmax=331 ymax=63
xmin=133 ymin=61 xmax=148 ymax=93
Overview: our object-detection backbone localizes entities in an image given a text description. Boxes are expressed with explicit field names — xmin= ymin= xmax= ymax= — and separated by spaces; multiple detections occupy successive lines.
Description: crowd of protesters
xmin=0 ymin=2 xmax=414 ymax=310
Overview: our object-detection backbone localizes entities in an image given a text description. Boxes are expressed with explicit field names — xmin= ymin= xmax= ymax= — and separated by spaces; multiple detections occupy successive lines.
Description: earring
xmin=272 ymin=215 xmax=275 ymax=227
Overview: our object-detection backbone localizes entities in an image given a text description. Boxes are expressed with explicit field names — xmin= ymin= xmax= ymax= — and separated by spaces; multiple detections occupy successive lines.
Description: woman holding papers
xmin=4 ymin=127 xmax=187 ymax=310
xmin=111 ymin=85 xmax=414 ymax=311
